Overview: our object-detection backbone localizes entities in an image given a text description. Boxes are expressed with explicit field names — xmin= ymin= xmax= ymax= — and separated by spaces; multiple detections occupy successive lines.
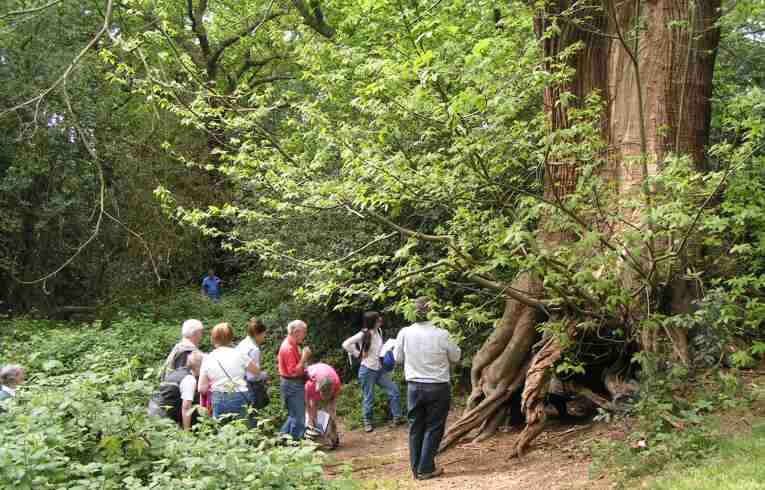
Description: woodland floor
xmin=324 ymin=413 xmax=615 ymax=490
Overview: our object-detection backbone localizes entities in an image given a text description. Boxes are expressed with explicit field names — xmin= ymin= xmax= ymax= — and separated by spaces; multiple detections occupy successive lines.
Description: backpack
xmin=380 ymin=350 xmax=395 ymax=372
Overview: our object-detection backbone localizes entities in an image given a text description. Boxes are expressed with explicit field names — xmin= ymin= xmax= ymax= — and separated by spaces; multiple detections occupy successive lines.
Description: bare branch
xmin=385 ymin=259 xmax=451 ymax=286
xmin=103 ymin=211 xmax=162 ymax=285
xmin=358 ymin=207 xmax=452 ymax=242
xmin=0 ymin=0 xmax=67 ymax=19
xmin=335 ymin=232 xmax=398 ymax=263
xmin=0 ymin=0 xmax=114 ymax=120
xmin=14 ymin=78 xmax=105 ymax=285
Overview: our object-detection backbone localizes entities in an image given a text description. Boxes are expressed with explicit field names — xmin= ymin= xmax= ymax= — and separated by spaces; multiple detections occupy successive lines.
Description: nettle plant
xmin=0 ymin=364 xmax=351 ymax=489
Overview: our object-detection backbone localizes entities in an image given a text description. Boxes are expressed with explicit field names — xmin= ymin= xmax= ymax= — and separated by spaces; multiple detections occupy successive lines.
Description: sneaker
xmin=364 ymin=423 xmax=374 ymax=433
xmin=417 ymin=467 xmax=444 ymax=480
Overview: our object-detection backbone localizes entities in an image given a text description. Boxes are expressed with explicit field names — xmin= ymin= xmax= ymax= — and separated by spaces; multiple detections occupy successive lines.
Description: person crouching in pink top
xmin=305 ymin=362 xmax=341 ymax=448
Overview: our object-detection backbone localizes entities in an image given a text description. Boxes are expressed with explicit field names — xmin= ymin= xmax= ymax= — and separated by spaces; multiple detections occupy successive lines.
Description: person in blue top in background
xmin=201 ymin=269 xmax=222 ymax=302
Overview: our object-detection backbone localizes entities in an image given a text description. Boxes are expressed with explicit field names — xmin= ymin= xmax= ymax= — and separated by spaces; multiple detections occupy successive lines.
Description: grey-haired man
xmin=394 ymin=297 xmax=460 ymax=480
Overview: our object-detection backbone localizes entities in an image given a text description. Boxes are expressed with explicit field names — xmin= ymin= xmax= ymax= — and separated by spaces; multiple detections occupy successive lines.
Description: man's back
xmin=395 ymin=321 xmax=460 ymax=384
xmin=202 ymin=275 xmax=221 ymax=298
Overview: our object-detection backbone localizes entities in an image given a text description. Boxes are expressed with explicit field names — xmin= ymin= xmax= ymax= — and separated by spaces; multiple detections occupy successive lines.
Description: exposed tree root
xmin=442 ymin=274 xmax=542 ymax=451
xmin=513 ymin=335 xmax=567 ymax=457
xmin=440 ymin=366 xmax=526 ymax=451
xmin=474 ymin=404 xmax=507 ymax=443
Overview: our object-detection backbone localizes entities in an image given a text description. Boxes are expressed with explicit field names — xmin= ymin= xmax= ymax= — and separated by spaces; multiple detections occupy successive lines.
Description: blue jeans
xmin=212 ymin=390 xmax=255 ymax=428
xmin=407 ymin=382 xmax=451 ymax=476
xmin=280 ymin=378 xmax=306 ymax=439
xmin=358 ymin=365 xmax=402 ymax=424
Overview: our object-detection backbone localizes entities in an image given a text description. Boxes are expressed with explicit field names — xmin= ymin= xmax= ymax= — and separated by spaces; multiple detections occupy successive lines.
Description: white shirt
xmin=200 ymin=347 xmax=251 ymax=392
xmin=235 ymin=337 xmax=268 ymax=382
xmin=342 ymin=328 xmax=384 ymax=370
xmin=394 ymin=321 xmax=461 ymax=383
xmin=179 ymin=375 xmax=196 ymax=401
xmin=1 ymin=385 xmax=16 ymax=397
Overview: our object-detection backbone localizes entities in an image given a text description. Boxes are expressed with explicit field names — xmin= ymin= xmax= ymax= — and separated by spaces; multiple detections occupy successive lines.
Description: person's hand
xmin=302 ymin=346 xmax=312 ymax=360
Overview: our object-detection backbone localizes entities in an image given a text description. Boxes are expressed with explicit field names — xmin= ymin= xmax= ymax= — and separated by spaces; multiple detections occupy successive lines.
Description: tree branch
xmin=1 ymin=0 xmax=114 ymax=121
xmin=385 ymin=259 xmax=451 ymax=286
xmin=290 ymin=0 xmax=335 ymax=38
xmin=187 ymin=0 xmax=210 ymax=59
xmin=0 ymin=0 xmax=67 ymax=19
xmin=207 ymin=0 xmax=280 ymax=79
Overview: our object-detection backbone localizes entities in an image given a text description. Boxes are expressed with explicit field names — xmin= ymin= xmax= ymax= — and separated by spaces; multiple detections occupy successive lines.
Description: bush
xmin=0 ymin=367 xmax=355 ymax=489
xmin=0 ymin=317 xmax=357 ymax=489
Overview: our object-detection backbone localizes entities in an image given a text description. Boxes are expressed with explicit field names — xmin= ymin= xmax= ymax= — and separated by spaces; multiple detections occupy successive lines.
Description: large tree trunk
xmin=441 ymin=0 xmax=720 ymax=453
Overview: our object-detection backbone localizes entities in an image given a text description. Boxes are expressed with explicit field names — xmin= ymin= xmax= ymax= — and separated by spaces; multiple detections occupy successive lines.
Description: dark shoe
xmin=394 ymin=417 xmax=407 ymax=426
xmin=364 ymin=423 xmax=374 ymax=433
xmin=417 ymin=467 xmax=444 ymax=480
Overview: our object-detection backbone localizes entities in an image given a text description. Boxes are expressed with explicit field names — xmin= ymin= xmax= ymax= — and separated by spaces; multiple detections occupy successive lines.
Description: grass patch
xmin=647 ymin=422 xmax=765 ymax=489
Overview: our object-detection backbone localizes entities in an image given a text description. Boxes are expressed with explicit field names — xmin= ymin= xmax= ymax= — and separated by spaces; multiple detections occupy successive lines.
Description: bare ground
xmin=324 ymin=414 xmax=615 ymax=490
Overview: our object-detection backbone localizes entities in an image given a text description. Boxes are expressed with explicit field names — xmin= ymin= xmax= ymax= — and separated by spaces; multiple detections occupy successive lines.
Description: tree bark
xmin=441 ymin=0 xmax=721 ymax=454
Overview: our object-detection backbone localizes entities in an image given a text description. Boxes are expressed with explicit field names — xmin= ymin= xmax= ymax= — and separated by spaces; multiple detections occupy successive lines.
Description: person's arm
xmin=181 ymin=400 xmax=194 ymax=430
xmin=245 ymin=359 xmax=261 ymax=376
xmin=198 ymin=373 xmax=210 ymax=393
xmin=394 ymin=329 xmax=405 ymax=364
xmin=306 ymin=396 xmax=318 ymax=428
xmin=327 ymin=396 xmax=338 ymax=421
xmin=341 ymin=331 xmax=364 ymax=357
xmin=179 ymin=375 xmax=197 ymax=430
xmin=293 ymin=347 xmax=311 ymax=376
xmin=445 ymin=333 xmax=461 ymax=364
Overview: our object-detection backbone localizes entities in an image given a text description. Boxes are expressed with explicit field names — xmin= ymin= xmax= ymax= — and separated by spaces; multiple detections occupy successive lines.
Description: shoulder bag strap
xmin=214 ymin=355 xmax=250 ymax=405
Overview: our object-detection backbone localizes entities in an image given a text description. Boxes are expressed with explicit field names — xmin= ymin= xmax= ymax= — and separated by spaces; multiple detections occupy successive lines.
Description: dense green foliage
xmin=0 ymin=313 xmax=358 ymax=489
xmin=2 ymin=0 xmax=765 ymax=487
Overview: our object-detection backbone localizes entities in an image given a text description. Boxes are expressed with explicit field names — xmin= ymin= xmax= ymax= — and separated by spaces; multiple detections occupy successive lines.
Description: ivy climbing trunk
xmin=441 ymin=0 xmax=720 ymax=454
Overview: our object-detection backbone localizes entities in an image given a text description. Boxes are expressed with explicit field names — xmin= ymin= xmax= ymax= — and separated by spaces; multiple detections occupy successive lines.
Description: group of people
xmin=341 ymin=297 xmax=461 ymax=480
xmin=2 ymin=293 xmax=459 ymax=481
xmin=150 ymin=317 xmax=343 ymax=448
xmin=152 ymin=296 xmax=460 ymax=480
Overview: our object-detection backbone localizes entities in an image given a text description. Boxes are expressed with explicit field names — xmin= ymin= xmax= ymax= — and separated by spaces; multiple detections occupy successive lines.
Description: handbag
xmin=248 ymin=379 xmax=270 ymax=409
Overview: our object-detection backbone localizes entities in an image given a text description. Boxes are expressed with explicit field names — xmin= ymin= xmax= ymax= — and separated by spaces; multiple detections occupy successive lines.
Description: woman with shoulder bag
xmin=198 ymin=323 xmax=260 ymax=427
xmin=342 ymin=311 xmax=403 ymax=433
xmin=235 ymin=318 xmax=271 ymax=409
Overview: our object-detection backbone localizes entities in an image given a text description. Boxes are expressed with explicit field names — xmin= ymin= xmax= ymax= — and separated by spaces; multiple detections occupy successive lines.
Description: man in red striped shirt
xmin=278 ymin=319 xmax=311 ymax=439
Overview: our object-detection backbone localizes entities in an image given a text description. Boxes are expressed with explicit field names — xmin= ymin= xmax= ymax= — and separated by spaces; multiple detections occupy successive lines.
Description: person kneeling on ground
xmin=395 ymin=297 xmax=461 ymax=481
xmin=149 ymin=352 xmax=204 ymax=430
xmin=199 ymin=323 xmax=261 ymax=427
xmin=305 ymin=362 xmax=341 ymax=449
xmin=0 ymin=365 xmax=25 ymax=404
xmin=342 ymin=311 xmax=404 ymax=432
xmin=161 ymin=319 xmax=204 ymax=380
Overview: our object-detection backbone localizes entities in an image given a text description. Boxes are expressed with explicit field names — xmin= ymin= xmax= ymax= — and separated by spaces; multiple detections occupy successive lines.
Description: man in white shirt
xmin=395 ymin=297 xmax=460 ymax=480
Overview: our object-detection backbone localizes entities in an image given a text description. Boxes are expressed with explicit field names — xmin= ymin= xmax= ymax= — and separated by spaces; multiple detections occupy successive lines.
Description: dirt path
xmin=324 ymin=416 xmax=614 ymax=489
